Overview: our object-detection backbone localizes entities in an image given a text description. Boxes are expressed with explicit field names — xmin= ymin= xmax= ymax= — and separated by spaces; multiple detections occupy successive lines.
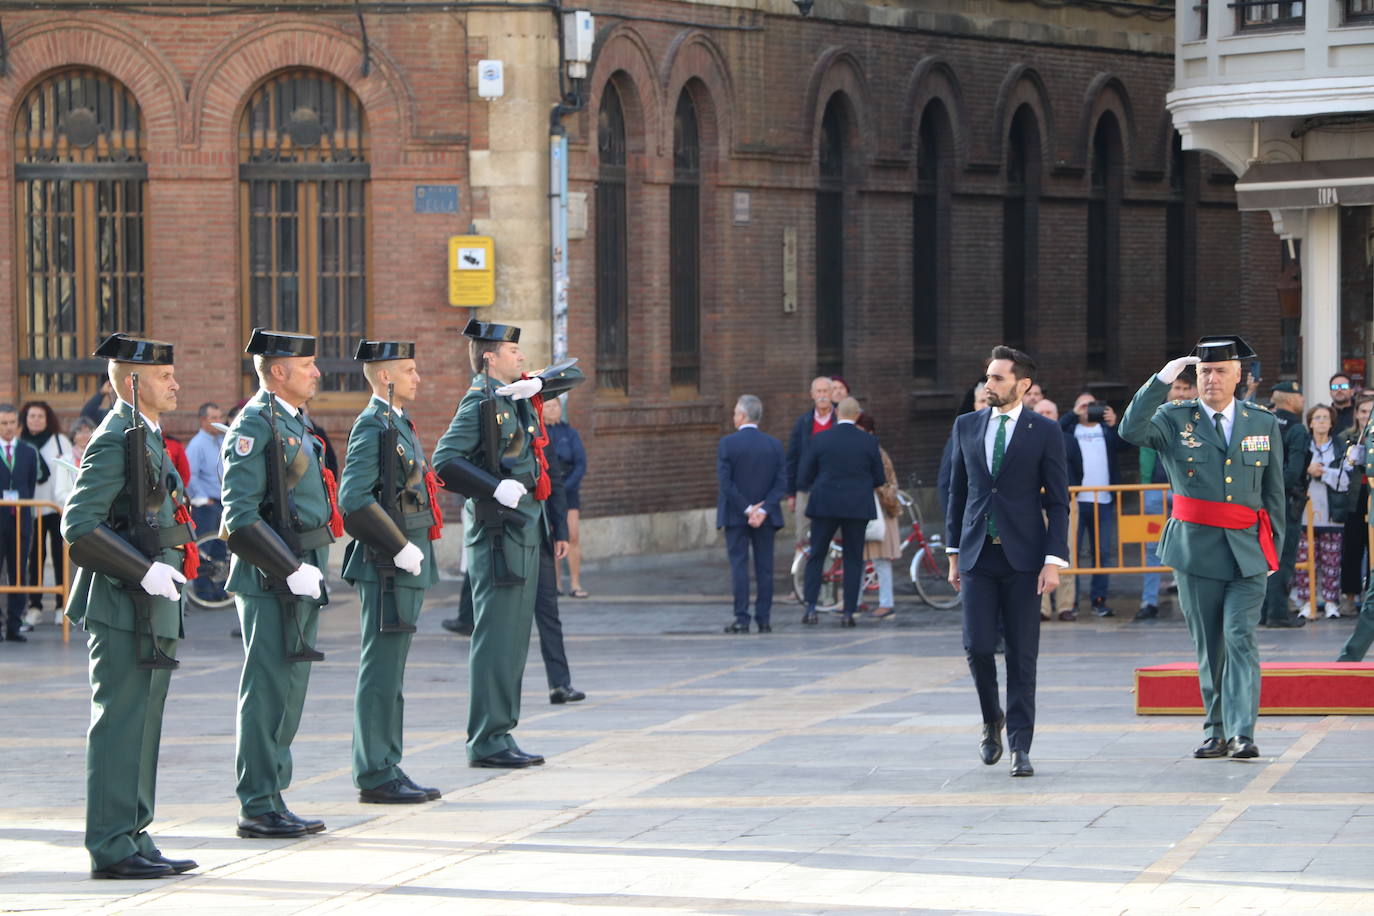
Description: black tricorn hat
xmin=1191 ymin=335 xmax=1257 ymax=362
xmin=245 ymin=328 xmax=316 ymax=357
xmin=354 ymin=339 xmax=416 ymax=362
xmin=462 ymin=318 xmax=520 ymax=343
xmin=92 ymin=333 xmax=174 ymax=365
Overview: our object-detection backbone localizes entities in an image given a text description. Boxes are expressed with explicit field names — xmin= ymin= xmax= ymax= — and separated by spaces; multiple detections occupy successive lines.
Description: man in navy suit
xmin=0 ymin=404 xmax=41 ymax=642
xmin=798 ymin=397 xmax=885 ymax=627
xmin=946 ymin=347 xmax=1070 ymax=777
xmin=716 ymin=395 xmax=787 ymax=633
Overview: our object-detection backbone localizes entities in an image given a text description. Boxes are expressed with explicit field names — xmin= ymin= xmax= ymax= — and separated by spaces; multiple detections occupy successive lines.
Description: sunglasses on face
xmin=1332 ymin=383 xmax=1352 ymax=390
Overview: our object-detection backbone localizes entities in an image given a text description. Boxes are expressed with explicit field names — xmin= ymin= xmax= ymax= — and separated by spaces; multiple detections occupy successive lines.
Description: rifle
xmin=262 ymin=397 xmax=324 ymax=662
xmin=374 ymin=382 xmax=415 ymax=633
xmin=125 ymin=371 xmax=178 ymax=670
xmin=474 ymin=372 xmax=527 ymax=586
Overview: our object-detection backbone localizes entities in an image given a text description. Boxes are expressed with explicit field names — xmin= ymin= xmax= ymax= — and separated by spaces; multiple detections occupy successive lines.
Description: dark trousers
xmin=725 ymin=524 xmax=776 ymax=625
xmin=534 ymin=531 xmax=571 ymax=690
xmin=0 ymin=515 xmax=32 ymax=636
xmin=1340 ymin=486 xmax=1368 ymax=596
xmin=961 ymin=541 xmax=1041 ymax=753
xmin=26 ymin=511 xmax=63 ymax=609
xmin=1262 ymin=505 xmax=1304 ymax=623
xmin=457 ymin=576 xmax=474 ymax=630
xmin=1073 ymin=502 xmax=1116 ymax=604
xmin=803 ymin=516 xmax=867 ymax=614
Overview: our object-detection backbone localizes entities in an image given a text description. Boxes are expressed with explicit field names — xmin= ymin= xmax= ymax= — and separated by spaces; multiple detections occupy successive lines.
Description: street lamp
xmin=793 ymin=0 xmax=814 ymax=15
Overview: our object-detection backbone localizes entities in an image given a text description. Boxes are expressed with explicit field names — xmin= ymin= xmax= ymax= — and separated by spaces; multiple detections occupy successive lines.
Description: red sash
xmin=1170 ymin=493 xmax=1278 ymax=571
xmin=174 ymin=504 xmax=200 ymax=580
xmin=523 ymin=375 xmax=552 ymax=502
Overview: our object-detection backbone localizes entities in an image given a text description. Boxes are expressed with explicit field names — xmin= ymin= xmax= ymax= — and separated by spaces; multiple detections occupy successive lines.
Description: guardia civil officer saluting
xmin=340 ymin=339 xmax=445 ymax=803
xmin=432 ymin=319 xmax=583 ymax=768
xmin=62 ymin=334 xmax=199 ymax=878
xmin=1120 ymin=336 xmax=1285 ymax=760
xmin=222 ymin=329 xmax=341 ymax=838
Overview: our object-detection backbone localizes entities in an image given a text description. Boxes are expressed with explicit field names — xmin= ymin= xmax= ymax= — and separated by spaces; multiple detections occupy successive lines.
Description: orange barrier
xmin=1063 ymin=484 xmax=1170 ymax=576
xmin=0 ymin=500 xmax=71 ymax=642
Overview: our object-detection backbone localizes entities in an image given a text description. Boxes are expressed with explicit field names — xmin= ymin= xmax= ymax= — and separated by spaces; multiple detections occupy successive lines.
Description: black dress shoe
xmin=510 ymin=746 xmax=545 ymax=765
xmin=1009 ymin=750 xmax=1034 ymax=777
xmin=757 ymin=623 xmax=772 ymax=633
xmin=236 ymin=811 xmax=308 ymax=839
xmin=1265 ymin=615 xmax=1305 ymax=628
xmin=6 ymin=632 xmax=26 ymax=643
xmin=281 ymin=809 xmax=325 ymax=833
xmin=470 ymin=748 xmax=535 ymax=768
xmin=801 ymin=608 xmax=818 ymax=625
xmin=723 ymin=622 xmax=749 ymax=634
xmin=1228 ymin=736 xmax=1260 ymax=759
xmin=360 ymin=777 xmax=429 ymax=804
xmin=442 ymin=616 xmax=474 ymax=636
xmin=1193 ymin=736 xmax=1229 ymax=758
xmin=1134 ymin=604 xmax=1159 ymax=621
xmin=398 ymin=771 xmax=441 ymax=800
xmin=550 ymin=685 xmax=586 ymax=704
xmin=839 ymin=614 xmax=856 ymax=628
xmin=146 ymin=850 xmax=198 ymax=874
xmin=979 ymin=714 xmax=1005 ymax=765
xmin=91 ymin=853 xmax=174 ymax=879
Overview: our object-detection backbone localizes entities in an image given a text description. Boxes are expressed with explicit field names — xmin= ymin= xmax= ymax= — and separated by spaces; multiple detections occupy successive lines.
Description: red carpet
xmin=1136 ymin=662 xmax=1374 ymax=714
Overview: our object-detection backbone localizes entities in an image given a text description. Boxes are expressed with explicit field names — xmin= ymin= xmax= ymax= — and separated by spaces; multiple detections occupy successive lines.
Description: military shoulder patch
xmin=235 ymin=436 xmax=255 ymax=456
xmin=1244 ymin=401 xmax=1273 ymax=413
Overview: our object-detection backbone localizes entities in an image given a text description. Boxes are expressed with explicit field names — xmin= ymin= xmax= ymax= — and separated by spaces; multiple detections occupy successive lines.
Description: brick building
xmin=2 ymin=0 xmax=1278 ymax=556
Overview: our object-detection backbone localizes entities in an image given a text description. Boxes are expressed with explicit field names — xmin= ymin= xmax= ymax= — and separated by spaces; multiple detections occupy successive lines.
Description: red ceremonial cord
xmin=423 ymin=467 xmax=444 ymax=540
xmin=174 ymin=503 xmax=200 ymax=579
xmin=523 ymin=376 xmax=552 ymax=501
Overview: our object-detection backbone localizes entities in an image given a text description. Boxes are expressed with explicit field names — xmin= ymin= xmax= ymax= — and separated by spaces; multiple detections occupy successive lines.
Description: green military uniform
xmin=62 ymin=338 xmax=195 ymax=873
xmin=1121 ymin=368 xmax=1285 ymax=746
xmin=340 ymin=393 xmax=439 ymax=790
xmin=431 ymin=320 xmax=583 ymax=763
xmin=1340 ymin=418 xmax=1374 ymax=660
xmin=222 ymin=387 xmax=334 ymax=818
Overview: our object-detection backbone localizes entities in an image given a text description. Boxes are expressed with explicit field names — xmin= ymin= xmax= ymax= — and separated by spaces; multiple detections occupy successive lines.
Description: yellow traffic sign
xmin=448 ymin=235 xmax=495 ymax=306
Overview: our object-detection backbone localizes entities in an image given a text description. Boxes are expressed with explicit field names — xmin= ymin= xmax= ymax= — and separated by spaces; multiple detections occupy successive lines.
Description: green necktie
xmin=1213 ymin=411 xmax=1226 ymax=446
xmin=989 ymin=414 xmax=1009 ymax=538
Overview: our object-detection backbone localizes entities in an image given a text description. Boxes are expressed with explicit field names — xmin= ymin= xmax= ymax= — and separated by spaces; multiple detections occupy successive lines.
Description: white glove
xmin=393 ymin=542 xmax=424 ymax=576
xmin=494 ymin=377 xmax=543 ymax=401
xmin=1158 ymin=355 xmax=1201 ymax=385
xmin=140 ymin=561 xmax=186 ymax=601
xmin=493 ymin=479 xmax=527 ymax=509
xmin=286 ymin=563 xmax=324 ymax=600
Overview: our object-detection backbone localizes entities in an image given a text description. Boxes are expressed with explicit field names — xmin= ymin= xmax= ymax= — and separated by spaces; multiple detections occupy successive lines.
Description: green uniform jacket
xmin=1120 ymin=376 xmax=1286 ymax=579
xmin=339 ymin=397 xmax=439 ymax=589
xmin=221 ymin=390 xmax=333 ymax=598
xmin=62 ymin=402 xmax=188 ymax=638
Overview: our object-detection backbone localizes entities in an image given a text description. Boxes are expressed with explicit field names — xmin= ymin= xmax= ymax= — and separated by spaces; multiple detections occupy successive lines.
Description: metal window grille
xmin=1232 ymin=0 xmax=1304 ymax=29
xmin=669 ymin=91 xmax=701 ymax=391
xmin=815 ymin=99 xmax=845 ymax=379
xmin=1002 ymin=110 xmax=1038 ymax=354
xmin=239 ymin=70 xmax=369 ymax=392
xmin=595 ymin=85 xmax=629 ymax=393
xmin=1086 ymin=116 xmax=1122 ymax=378
xmin=1165 ymin=136 xmax=1197 ymax=358
xmin=912 ymin=105 xmax=942 ymax=383
xmin=15 ymin=69 xmax=147 ymax=399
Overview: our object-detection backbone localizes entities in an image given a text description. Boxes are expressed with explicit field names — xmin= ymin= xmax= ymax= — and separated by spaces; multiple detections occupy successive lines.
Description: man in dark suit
xmin=798 ymin=397 xmax=885 ymax=627
xmin=0 ymin=404 xmax=41 ymax=642
xmin=946 ymin=346 xmax=1070 ymax=777
xmin=785 ymin=376 xmax=837 ymax=530
xmin=717 ymin=394 xmax=787 ymax=634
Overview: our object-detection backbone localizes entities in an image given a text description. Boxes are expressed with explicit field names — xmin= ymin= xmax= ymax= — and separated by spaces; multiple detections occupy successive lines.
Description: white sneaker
xmin=17 ymin=623 xmax=32 ymax=633
xmin=1299 ymin=606 xmax=1316 ymax=620
xmin=22 ymin=608 xmax=40 ymax=627
xmin=1325 ymin=601 xmax=1342 ymax=619
xmin=52 ymin=609 xmax=63 ymax=626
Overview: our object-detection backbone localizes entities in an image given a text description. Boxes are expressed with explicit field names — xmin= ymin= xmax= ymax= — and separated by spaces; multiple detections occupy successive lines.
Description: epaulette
xmin=1165 ymin=398 xmax=1198 ymax=409
xmin=1244 ymin=401 xmax=1272 ymax=413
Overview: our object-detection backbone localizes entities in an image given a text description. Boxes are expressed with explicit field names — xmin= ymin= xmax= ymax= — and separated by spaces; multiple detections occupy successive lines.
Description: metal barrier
xmin=0 ymin=499 xmax=71 ymax=643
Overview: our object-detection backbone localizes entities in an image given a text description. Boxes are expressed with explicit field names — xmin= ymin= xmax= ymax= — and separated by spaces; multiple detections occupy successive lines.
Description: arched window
xmin=1087 ymin=112 xmax=1122 ymax=377
xmin=913 ymin=100 xmax=950 ymax=383
xmin=1003 ymin=106 xmax=1040 ymax=353
xmin=1165 ymin=133 xmax=1197 ymax=357
xmin=239 ymin=70 xmax=368 ymax=393
xmin=15 ymin=69 xmax=147 ymax=399
xmin=670 ymin=89 xmax=700 ymax=391
xmin=595 ymin=83 xmax=629 ymax=392
xmin=815 ymin=96 xmax=846 ymax=378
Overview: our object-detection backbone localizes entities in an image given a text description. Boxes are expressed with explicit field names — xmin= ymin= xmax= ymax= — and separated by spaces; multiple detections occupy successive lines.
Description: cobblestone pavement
xmin=1 ymin=554 xmax=1371 ymax=914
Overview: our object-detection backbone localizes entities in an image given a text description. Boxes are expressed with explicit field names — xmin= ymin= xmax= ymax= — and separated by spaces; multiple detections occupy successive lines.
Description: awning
xmin=1235 ymin=158 xmax=1374 ymax=211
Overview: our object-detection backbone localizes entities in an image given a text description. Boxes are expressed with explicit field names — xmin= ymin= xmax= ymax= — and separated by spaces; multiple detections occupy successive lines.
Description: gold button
xmin=1226 ymin=495 xmax=1233 ymax=501
xmin=1225 ymin=476 xmax=1232 ymax=483
xmin=1188 ymin=457 xmax=1194 ymax=463
xmin=1256 ymin=461 xmax=1262 ymax=466
xmin=528 ymin=426 xmax=535 ymax=433
xmin=1225 ymin=459 xmax=1232 ymax=466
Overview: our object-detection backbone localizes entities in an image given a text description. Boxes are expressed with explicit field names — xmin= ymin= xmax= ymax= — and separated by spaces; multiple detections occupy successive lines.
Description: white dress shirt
xmin=1204 ymin=398 xmax=1236 ymax=446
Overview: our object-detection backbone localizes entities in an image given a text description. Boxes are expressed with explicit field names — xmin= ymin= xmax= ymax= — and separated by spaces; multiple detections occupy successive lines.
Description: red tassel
xmin=174 ymin=504 xmax=200 ymax=580
xmin=320 ymin=467 xmax=345 ymax=538
xmin=423 ymin=467 xmax=444 ymax=540
xmin=525 ymin=377 xmax=552 ymax=502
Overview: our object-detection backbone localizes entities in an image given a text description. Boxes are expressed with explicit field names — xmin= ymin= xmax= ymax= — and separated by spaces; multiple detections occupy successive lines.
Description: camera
xmin=1086 ymin=400 xmax=1108 ymax=423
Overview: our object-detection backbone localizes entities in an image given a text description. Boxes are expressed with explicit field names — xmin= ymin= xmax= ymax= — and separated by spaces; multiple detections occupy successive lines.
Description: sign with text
xmin=414 ymin=185 xmax=459 ymax=214
xmin=448 ymin=235 xmax=495 ymax=306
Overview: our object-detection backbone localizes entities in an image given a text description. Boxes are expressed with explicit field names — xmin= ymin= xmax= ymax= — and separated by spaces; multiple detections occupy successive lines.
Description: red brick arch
xmin=804 ymin=48 xmax=872 ymax=173
xmin=581 ymin=23 xmax=663 ymax=167
xmin=661 ymin=30 xmax=734 ymax=164
xmin=902 ymin=56 xmax=968 ymax=173
xmin=188 ymin=19 xmax=413 ymax=158
xmin=0 ymin=19 xmax=184 ymax=153
xmin=991 ymin=65 xmax=1056 ymax=177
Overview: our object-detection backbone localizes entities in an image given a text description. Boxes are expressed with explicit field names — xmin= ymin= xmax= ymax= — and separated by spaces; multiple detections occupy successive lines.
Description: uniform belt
xmin=1170 ymin=493 xmax=1278 ymax=571
xmin=158 ymin=523 xmax=195 ymax=549
xmin=295 ymin=525 xmax=334 ymax=551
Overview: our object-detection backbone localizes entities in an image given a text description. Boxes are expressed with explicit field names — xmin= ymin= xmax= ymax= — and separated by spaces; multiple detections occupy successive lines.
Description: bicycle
xmin=894 ymin=489 xmax=959 ymax=609
xmin=790 ymin=527 xmax=875 ymax=611
xmin=185 ymin=532 xmax=235 ymax=610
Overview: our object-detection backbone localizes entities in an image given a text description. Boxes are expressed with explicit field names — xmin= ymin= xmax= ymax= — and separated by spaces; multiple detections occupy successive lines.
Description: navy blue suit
xmin=0 ymin=438 xmax=39 ymax=637
xmin=798 ymin=422 xmax=884 ymax=616
xmin=717 ymin=426 xmax=786 ymax=627
xmin=946 ymin=407 xmax=1070 ymax=754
